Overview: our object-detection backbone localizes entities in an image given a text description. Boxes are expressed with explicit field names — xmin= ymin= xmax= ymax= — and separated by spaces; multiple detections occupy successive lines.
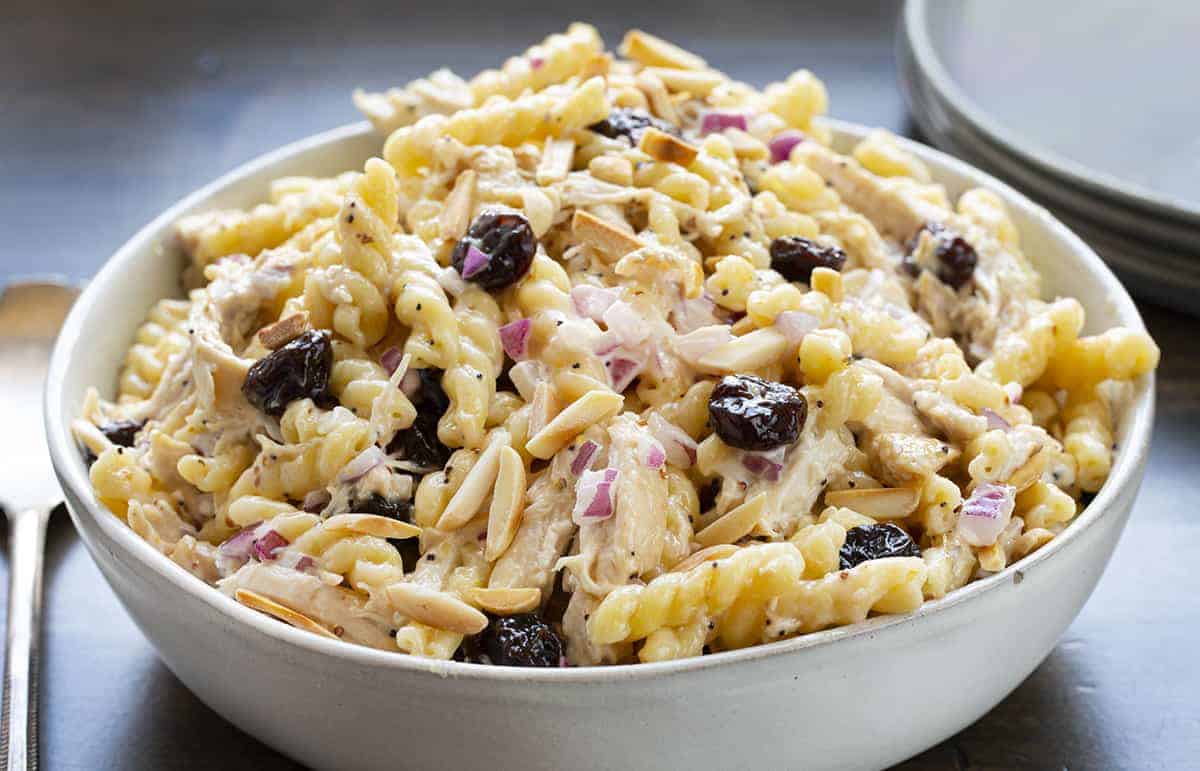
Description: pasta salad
xmin=74 ymin=25 xmax=1160 ymax=666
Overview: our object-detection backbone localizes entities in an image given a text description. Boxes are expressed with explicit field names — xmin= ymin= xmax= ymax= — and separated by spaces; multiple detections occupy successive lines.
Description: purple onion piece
xmin=700 ymin=110 xmax=749 ymax=134
xmin=301 ymin=489 xmax=331 ymax=513
xmin=572 ymin=467 xmax=619 ymax=525
xmin=380 ymin=346 xmax=404 ymax=376
xmin=253 ymin=530 xmax=288 ymax=561
xmin=981 ymin=408 xmax=1011 ymax=432
xmin=460 ymin=245 xmax=491 ymax=279
xmin=606 ymin=356 xmax=643 ymax=392
xmin=768 ymin=130 xmax=806 ymax=164
xmin=570 ymin=440 xmax=600 ymax=476
xmin=957 ymin=483 xmax=1016 ymax=547
xmin=499 ymin=318 xmax=532 ymax=361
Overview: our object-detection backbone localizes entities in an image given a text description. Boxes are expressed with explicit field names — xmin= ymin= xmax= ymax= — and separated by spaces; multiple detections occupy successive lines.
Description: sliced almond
xmin=638 ymin=127 xmax=698 ymax=167
xmin=671 ymin=544 xmax=739 ymax=573
xmin=385 ymin=583 xmax=488 ymax=635
xmin=695 ymin=493 xmax=767 ymax=548
xmin=724 ymin=128 xmax=769 ymax=161
xmin=485 ymin=446 xmax=527 ymax=561
xmin=580 ymin=52 xmax=612 ymax=79
xmin=636 ymin=73 xmax=680 ymax=126
xmin=643 ymin=67 xmax=725 ymax=96
xmin=438 ymin=169 xmax=476 ymax=240
xmin=1006 ymin=447 xmax=1047 ymax=493
xmin=572 ymin=209 xmax=644 ymax=261
xmin=527 ymin=380 xmax=559 ymax=440
xmin=536 ymin=138 xmax=576 ymax=186
xmin=620 ymin=29 xmax=707 ymax=70
xmin=552 ymin=370 xmax=608 ymax=403
xmin=464 ymin=586 xmax=541 ymax=615
xmin=324 ymin=513 xmax=421 ymax=540
xmin=235 ymin=589 xmax=339 ymax=640
xmin=697 ymin=327 xmax=790 ymax=373
xmin=824 ymin=487 xmax=919 ymax=520
xmin=526 ymin=389 xmax=624 ymax=460
xmin=257 ymin=311 xmax=310 ymax=350
xmin=437 ymin=430 xmax=510 ymax=530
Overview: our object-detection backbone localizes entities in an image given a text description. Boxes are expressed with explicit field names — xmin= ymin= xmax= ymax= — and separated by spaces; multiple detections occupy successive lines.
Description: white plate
xmin=901 ymin=0 xmax=1200 ymax=236
xmin=45 ymin=121 xmax=1155 ymax=771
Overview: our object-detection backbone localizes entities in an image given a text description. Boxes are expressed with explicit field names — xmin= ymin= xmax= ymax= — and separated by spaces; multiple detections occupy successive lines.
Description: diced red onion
xmin=572 ymin=467 xmax=619 ymax=525
xmin=399 ymin=368 xmax=422 ymax=398
xmin=301 ymin=489 xmax=331 ymax=513
xmin=460 ymin=245 xmax=490 ymax=279
xmin=605 ymin=355 xmax=643 ymax=392
xmin=637 ymin=433 xmax=667 ymax=469
xmin=380 ymin=346 xmax=404 ymax=376
xmin=602 ymin=301 xmax=649 ymax=348
xmin=648 ymin=413 xmax=697 ymax=468
xmin=436 ymin=265 xmax=467 ymax=296
xmin=215 ymin=526 xmax=261 ymax=574
xmin=957 ymin=483 xmax=1016 ymax=547
xmin=570 ymin=440 xmax=600 ymax=476
xmin=253 ymin=530 xmax=288 ymax=561
xmin=572 ymin=284 xmax=619 ymax=321
xmin=672 ymin=293 xmax=722 ymax=334
xmin=981 ymin=408 xmax=1011 ymax=432
xmin=700 ymin=110 xmax=749 ymax=134
xmin=768 ymin=130 xmax=806 ymax=164
xmin=338 ymin=445 xmax=387 ymax=484
xmin=275 ymin=551 xmax=316 ymax=573
xmin=508 ymin=360 xmax=548 ymax=401
xmin=499 ymin=318 xmax=532 ymax=361
xmin=530 ymin=56 xmax=545 ymax=70
xmin=740 ymin=447 xmax=786 ymax=482
xmin=672 ymin=324 xmax=734 ymax=366
xmin=773 ymin=311 xmax=820 ymax=345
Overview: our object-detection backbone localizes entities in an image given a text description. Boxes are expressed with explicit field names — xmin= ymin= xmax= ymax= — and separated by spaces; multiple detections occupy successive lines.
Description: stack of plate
xmin=898 ymin=0 xmax=1200 ymax=313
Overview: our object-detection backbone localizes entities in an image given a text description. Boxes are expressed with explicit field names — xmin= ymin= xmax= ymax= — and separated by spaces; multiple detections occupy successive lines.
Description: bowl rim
xmin=44 ymin=118 xmax=1155 ymax=684
xmin=901 ymin=0 xmax=1200 ymax=228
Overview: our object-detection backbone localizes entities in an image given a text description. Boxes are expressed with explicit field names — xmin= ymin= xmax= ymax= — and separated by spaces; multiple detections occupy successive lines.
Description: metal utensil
xmin=0 ymin=280 xmax=80 ymax=771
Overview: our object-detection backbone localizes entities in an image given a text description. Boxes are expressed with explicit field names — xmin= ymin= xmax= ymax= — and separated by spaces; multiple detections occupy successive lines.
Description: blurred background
xmin=3 ymin=0 xmax=1198 ymax=768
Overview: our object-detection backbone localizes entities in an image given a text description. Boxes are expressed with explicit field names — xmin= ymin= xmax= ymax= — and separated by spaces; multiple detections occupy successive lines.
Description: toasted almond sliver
xmin=437 ymin=430 xmax=510 ymax=531
xmin=438 ymin=169 xmax=476 ymax=240
xmin=824 ymin=487 xmax=919 ymax=520
xmin=695 ymin=493 xmax=768 ymax=548
xmin=385 ymin=583 xmax=488 ymax=635
xmin=671 ymin=544 xmax=740 ymax=573
xmin=235 ymin=589 xmax=339 ymax=640
xmin=644 ymin=67 xmax=725 ymax=96
xmin=572 ymin=209 xmax=644 ymax=261
xmin=581 ymin=52 xmax=613 ymax=79
xmin=552 ymin=370 xmax=608 ymax=403
xmin=724 ymin=128 xmax=769 ymax=161
xmin=464 ymin=586 xmax=541 ymax=615
xmin=536 ymin=138 xmax=576 ymax=186
xmin=620 ymin=29 xmax=708 ymax=70
xmin=528 ymin=380 xmax=559 ymax=440
xmin=1007 ymin=447 xmax=1047 ymax=493
xmin=526 ymin=390 xmax=624 ymax=460
xmin=697 ymin=327 xmax=790 ymax=373
xmin=324 ymin=513 xmax=421 ymax=540
xmin=638 ymin=127 xmax=698 ymax=167
xmin=485 ymin=446 xmax=527 ymax=562
xmin=257 ymin=311 xmax=310 ymax=350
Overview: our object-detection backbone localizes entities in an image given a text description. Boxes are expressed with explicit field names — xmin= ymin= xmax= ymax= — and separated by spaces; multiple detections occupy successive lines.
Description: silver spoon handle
xmin=2 ymin=506 xmax=50 ymax=771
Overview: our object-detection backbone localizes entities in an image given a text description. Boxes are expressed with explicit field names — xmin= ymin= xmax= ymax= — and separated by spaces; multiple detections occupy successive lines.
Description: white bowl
xmin=45 ymin=120 xmax=1155 ymax=771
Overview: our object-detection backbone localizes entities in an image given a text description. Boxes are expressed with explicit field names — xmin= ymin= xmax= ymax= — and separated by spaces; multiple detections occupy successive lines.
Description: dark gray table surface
xmin=3 ymin=1 xmax=1198 ymax=768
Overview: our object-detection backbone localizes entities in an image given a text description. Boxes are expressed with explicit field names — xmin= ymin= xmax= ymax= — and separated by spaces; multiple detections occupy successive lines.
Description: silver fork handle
xmin=2 ymin=505 xmax=50 ymax=771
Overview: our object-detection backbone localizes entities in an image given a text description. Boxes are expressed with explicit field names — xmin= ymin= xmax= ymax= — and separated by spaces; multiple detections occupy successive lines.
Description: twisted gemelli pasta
xmin=76 ymin=26 xmax=1159 ymax=666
